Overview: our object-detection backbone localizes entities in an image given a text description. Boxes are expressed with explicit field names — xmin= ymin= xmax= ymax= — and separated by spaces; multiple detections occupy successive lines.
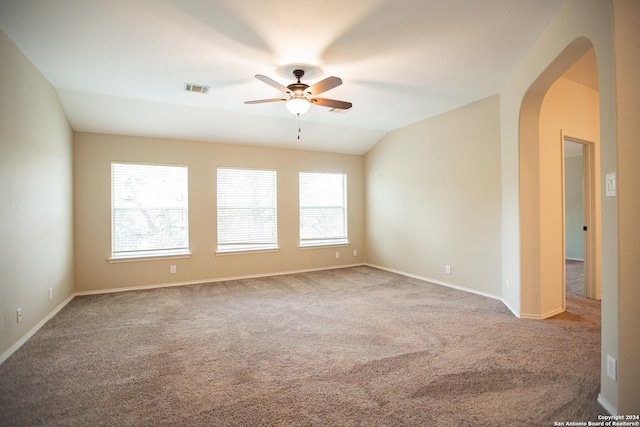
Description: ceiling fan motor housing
xmin=288 ymin=69 xmax=309 ymax=95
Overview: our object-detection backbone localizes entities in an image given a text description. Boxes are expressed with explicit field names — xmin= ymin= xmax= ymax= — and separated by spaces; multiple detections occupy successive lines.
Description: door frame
xmin=561 ymin=131 xmax=600 ymax=303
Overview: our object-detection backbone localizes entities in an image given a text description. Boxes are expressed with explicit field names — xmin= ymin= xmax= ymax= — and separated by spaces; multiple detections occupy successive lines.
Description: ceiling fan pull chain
xmin=297 ymin=114 xmax=301 ymax=140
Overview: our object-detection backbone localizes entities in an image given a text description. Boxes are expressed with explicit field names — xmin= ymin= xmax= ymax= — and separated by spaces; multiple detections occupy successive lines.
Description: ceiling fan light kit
xmin=286 ymin=97 xmax=311 ymax=116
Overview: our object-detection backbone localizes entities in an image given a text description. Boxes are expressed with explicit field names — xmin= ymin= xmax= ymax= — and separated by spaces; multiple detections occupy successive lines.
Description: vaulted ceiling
xmin=0 ymin=0 xmax=567 ymax=154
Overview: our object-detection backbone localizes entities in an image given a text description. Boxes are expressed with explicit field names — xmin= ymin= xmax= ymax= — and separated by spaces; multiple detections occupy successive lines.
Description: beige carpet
xmin=0 ymin=266 xmax=603 ymax=426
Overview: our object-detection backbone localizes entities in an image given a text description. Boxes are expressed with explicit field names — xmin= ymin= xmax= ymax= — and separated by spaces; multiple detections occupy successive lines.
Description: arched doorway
xmin=518 ymin=37 xmax=601 ymax=319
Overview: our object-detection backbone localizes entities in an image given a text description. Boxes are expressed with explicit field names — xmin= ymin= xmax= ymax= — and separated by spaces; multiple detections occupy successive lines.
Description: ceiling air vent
xmin=184 ymin=83 xmax=210 ymax=94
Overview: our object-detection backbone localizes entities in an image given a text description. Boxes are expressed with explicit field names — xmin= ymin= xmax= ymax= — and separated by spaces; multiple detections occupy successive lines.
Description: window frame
xmin=110 ymin=162 xmax=190 ymax=261
xmin=299 ymin=171 xmax=349 ymax=248
xmin=216 ymin=167 xmax=279 ymax=255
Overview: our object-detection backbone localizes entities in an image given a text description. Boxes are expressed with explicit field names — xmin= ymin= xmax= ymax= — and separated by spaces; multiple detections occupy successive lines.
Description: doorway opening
xmin=563 ymin=137 xmax=599 ymax=305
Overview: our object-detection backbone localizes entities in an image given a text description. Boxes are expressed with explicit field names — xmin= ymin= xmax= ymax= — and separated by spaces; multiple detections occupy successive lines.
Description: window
xmin=217 ymin=168 xmax=277 ymax=253
xmin=299 ymin=172 xmax=348 ymax=247
xmin=111 ymin=163 xmax=189 ymax=259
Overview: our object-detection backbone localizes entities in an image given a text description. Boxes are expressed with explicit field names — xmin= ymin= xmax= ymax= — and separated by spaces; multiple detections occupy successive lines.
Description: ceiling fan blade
xmin=311 ymin=98 xmax=353 ymax=110
xmin=244 ymin=98 xmax=287 ymax=104
xmin=255 ymin=74 xmax=290 ymax=93
xmin=306 ymin=76 xmax=343 ymax=95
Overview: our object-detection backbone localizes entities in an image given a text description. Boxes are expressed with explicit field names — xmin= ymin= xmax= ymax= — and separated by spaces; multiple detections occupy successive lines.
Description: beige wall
xmin=0 ymin=30 xmax=74 ymax=360
xmin=364 ymin=95 xmax=502 ymax=298
xmin=537 ymin=76 xmax=600 ymax=316
xmin=74 ymin=132 xmax=364 ymax=292
xmin=612 ymin=0 xmax=640 ymax=414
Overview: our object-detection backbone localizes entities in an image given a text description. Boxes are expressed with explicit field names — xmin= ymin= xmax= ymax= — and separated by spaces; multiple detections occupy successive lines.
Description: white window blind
xmin=299 ymin=172 xmax=348 ymax=247
xmin=217 ymin=168 xmax=277 ymax=253
xmin=111 ymin=163 xmax=189 ymax=259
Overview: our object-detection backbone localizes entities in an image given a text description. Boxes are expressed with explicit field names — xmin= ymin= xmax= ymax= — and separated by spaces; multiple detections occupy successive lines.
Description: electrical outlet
xmin=49 ymin=287 xmax=53 ymax=301
xmin=170 ymin=265 xmax=177 ymax=274
xmin=606 ymin=355 xmax=617 ymax=381
xmin=17 ymin=308 xmax=22 ymax=323
xmin=445 ymin=265 xmax=451 ymax=274
xmin=353 ymin=249 xmax=358 ymax=257
xmin=506 ymin=279 xmax=510 ymax=289
xmin=335 ymin=252 xmax=340 ymax=259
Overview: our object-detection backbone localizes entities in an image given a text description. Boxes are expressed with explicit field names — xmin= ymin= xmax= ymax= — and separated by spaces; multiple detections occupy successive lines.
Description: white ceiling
xmin=0 ymin=0 xmax=566 ymax=155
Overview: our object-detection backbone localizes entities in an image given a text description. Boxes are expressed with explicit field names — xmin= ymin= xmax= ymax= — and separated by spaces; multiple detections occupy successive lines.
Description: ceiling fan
xmin=245 ymin=69 xmax=353 ymax=116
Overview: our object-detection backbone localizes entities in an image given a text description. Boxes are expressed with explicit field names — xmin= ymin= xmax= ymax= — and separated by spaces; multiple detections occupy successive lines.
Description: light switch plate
xmin=606 ymin=355 xmax=617 ymax=381
xmin=606 ymin=173 xmax=616 ymax=197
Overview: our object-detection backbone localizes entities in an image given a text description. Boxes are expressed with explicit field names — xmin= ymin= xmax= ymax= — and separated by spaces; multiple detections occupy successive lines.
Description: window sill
xmin=216 ymin=247 xmax=280 ymax=256
xmin=109 ymin=252 xmax=191 ymax=263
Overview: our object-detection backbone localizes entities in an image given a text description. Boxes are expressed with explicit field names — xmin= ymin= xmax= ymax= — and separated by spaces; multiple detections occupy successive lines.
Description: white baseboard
xmin=76 ymin=263 xmax=367 ymax=296
xmin=500 ymin=298 xmax=521 ymax=318
xmin=597 ymin=394 xmax=617 ymax=416
xmin=0 ymin=293 xmax=75 ymax=365
xmin=519 ymin=307 xmax=565 ymax=320
xmin=365 ymin=263 xmax=504 ymax=300
xmin=364 ymin=263 xmax=526 ymax=318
